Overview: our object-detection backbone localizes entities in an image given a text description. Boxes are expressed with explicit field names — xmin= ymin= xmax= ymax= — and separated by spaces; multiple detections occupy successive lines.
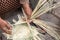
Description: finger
xmin=1 ymin=20 xmax=12 ymax=30
xmin=6 ymin=24 xmax=12 ymax=30
xmin=2 ymin=27 xmax=12 ymax=34
xmin=5 ymin=21 xmax=12 ymax=30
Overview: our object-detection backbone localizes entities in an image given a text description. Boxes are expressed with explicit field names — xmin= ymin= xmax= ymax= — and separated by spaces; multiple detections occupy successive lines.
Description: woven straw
xmin=0 ymin=0 xmax=29 ymax=14
xmin=0 ymin=0 xmax=19 ymax=14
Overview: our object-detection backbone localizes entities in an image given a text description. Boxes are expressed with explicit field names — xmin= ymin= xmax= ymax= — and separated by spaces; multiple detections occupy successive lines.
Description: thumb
xmin=5 ymin=20 xmax=12 ymax=30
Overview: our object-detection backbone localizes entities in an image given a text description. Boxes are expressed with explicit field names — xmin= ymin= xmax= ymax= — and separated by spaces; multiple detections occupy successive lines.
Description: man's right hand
xmin=0 ymin=18 xmax=12 ymax=34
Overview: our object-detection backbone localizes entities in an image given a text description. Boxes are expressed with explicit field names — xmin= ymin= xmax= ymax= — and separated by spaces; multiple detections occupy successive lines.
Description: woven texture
xmin=0 ymin=0 xmax=29 ymax=14
xmin=0 ymin=0 xmax=19 ymax=14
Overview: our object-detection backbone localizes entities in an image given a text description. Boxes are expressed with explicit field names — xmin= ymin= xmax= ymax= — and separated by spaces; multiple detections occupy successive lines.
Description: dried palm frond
xmin=6 ymin=0 xmax=60 ymax=40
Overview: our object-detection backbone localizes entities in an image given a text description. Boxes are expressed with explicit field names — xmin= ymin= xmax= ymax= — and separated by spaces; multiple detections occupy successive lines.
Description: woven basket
xmin=0 ymin=0 xmax=20 ymax=14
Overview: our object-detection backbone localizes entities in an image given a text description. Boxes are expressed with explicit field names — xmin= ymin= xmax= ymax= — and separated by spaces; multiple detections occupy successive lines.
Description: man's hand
xmin=22 ymin=3 xmax=32 ymax=19
xmin=0 ymin=18 xmax=12 ymax=34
